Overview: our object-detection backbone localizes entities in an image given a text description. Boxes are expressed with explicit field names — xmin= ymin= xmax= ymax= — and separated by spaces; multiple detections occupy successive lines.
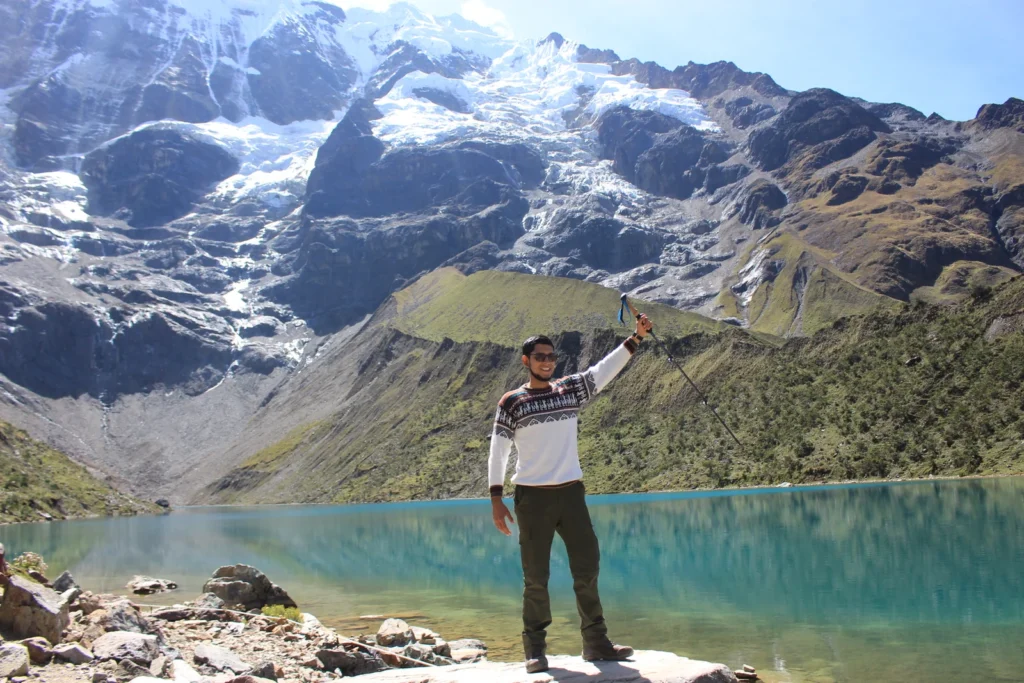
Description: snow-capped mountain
xmin=0 ymin=0 xmax=1021 ymax=500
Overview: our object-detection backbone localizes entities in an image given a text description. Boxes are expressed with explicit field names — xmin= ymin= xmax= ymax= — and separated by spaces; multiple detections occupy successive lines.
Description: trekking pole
xmin=619 ymin=294 xmax=743 ymax=448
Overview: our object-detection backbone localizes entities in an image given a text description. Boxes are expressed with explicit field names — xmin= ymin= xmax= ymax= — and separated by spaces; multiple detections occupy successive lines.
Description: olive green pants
xmin=514 ymin=481 xmax=607 ymax=651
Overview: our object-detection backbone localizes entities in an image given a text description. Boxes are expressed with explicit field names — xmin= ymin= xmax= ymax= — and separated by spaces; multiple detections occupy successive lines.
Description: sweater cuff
xmin=489 ymin=485 xmax=504 ymax=498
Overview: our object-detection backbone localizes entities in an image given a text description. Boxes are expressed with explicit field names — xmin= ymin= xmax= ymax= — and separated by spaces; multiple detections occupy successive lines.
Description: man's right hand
xmin=492 ymin=498 xmax=515 ymax=536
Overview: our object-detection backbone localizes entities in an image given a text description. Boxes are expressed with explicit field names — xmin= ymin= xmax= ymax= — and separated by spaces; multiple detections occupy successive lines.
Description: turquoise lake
xmin=2 ymin=478 xmax=1023 ymax=682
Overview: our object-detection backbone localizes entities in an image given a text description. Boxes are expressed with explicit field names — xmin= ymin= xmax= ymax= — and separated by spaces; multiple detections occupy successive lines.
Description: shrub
xmin=261 ymin=605 xmax=302 ymax=622
xmin=12 ymin=552 xmax=48 ymax=575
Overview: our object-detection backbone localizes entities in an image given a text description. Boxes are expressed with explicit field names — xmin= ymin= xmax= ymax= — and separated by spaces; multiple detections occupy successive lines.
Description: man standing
xmin=489 ymin=313 xmax=653 ymax=673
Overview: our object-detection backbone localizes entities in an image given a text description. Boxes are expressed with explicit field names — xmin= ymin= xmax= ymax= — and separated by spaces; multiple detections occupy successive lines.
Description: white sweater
xmin=488 ymin=340 xmax=636 ymax=495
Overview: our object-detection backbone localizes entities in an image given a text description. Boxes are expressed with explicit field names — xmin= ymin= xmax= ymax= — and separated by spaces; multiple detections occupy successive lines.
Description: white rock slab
xmin=357 ymin=651 xmax=738 ymax=683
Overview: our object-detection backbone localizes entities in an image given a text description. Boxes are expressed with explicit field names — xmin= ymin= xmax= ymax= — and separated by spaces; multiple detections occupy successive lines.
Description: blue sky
xmin=345 ymin=0 xmax=1022 ymax=121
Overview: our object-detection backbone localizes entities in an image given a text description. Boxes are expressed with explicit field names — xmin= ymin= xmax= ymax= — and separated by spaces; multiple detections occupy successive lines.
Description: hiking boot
xmin=582 ymin=637 xmax=634 ymax=662
xmin=525 ymin=645 xmax=549 ymax=673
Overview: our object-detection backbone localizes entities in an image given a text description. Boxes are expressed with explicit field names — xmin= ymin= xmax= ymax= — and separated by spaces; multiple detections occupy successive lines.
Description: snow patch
xmin=223 ymin=279 xmax=250 ymax=312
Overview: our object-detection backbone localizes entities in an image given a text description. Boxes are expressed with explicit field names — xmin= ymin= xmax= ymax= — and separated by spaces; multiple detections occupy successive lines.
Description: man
xmin=0 ymin=542 xmax=8 ymax=585
xmin=489 ymin=312 xmax=653 ymax=673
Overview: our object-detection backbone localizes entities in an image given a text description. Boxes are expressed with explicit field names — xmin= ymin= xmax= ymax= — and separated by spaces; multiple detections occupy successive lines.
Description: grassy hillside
xmin=205 ymin=269 xmax=1024 ymax=504
xmin=0 ymin=421 xmax=158 ymax=524
xmin=387 ymin=267 xmax=732 ymax=344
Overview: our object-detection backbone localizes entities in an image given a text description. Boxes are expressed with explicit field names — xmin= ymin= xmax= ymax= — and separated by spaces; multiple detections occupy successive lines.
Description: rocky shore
xmin=0 ymin=563 xmax=746 ymax=683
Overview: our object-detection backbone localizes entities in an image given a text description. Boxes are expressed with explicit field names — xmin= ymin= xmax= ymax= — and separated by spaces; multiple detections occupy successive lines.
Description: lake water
xmin=3 ymin=478 xmax=1023 ymax=682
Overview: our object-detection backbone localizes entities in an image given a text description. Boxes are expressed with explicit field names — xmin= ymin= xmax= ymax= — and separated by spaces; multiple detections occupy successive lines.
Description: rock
xmin=0 ymin=576 xmax=70 ymax=646
xmin=357 ymin=650 xmax=736 ymax=681
xmin=736 ymin=179 xmax=787 ymax=230
xmin=84 ymin=600 xmax=154 ymax=638
xmin=248 ymin=661 xmax=277 ymax=681
xmin=80 ymin=128 xmax=239 ymax=228
xmin=154 ymin=500 xmax=171 ymax=509
xmin=971 ymin=97 xmax=1024 ymax=134
xmin=201 ymin=566 xmax=295 ymax=612
xmin=376 ymin=619 xmax=414 ymax=647
xmin=91 ymin=632 xmax=159 ymax=665
xmin=92 ymin=672 xmax=110 ymax=683
xmin=193 ymin=644 xmax=250 ymax=674
xmin=192 ymin=593 xmax=226 ymax=611
xmin=119 ymin=660 xmax=151 ymax=680
xmin=747 ymin=88 xmax=890 ymax=172
xmin=316 ymin=649 xmax=387 ymax=676
xmin=126 ymin=577 xmax=178 ymax=596
xmin=449 ymin=647 xmax=486 ymax=664
xmin=26 ymin=571 xmax=49 ymax=585
xmin=410 ymin=627 xmax=438 ymax=644
xmin=18 ymin=638 xmax=51 ymax=665
xmin=0 ymin=645 xmax=30 ymax=678
xmin=222 ymin=677 xmax=276 ymax=683
xmin=168 ymin=658 xmax=202 ymax=683
xmin=52 ymin=643 xmax=94 ymax=665
xmin=447 ymin=640 xmax=487 ymax=652
xmin=149 ymin=655 xmax=168 ymax=677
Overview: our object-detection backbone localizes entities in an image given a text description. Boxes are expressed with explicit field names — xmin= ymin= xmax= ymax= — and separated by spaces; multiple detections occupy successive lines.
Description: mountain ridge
xmin=0 ymin=0 xmax=1020 ymax=504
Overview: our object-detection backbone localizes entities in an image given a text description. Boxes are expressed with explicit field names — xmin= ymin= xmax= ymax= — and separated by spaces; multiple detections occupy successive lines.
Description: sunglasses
xmin=530 ymin=353 xmax=558 ymax=363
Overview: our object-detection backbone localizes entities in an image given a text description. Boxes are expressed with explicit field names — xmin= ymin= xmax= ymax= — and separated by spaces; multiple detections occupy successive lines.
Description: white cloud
xmin=460 ymin=0 xmax=513 ymax=36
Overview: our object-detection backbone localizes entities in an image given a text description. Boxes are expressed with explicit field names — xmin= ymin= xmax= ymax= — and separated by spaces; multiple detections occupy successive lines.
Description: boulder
xmin=0 ymin=644 xmax=29 ymax=678
xmin=201 ymin=566 xmax=294 ymax=612
xmin=168 ymin=658 xmax=203 ymax=683
xmin=91 ymin=632 xmax=160 ymax=665
xmin=376 ymin=618 xmax=414 ymax=647
xmin=52 ymin=642 xmax=94 ymax=665
xmin=192 ymin=593 xmax=226 ymax=611
xmin=126 ymin=577 xmax=178 ymax=595
xmin=248 ymin=661 xmax=278 ymax=681
xmin=18 ymin=637 xmax=52 ymax=665
xmin=352 ymin=650 xmax=737 ymax=682
xmin=316 ymin=649 xmax=387 ymax=676
xmin=0 ymin=576 xmax=70 ymax=646
xmin=193 ymin=644 xmax=250 ymax=674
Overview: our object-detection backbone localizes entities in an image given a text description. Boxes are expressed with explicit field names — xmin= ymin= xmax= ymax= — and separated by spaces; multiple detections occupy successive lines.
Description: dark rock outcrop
xmin=747 ymin=88 xmax=890 ymax=172
xmin=80 ymin=128 xmax=239 ymax=227
xmin=971 ymin=97 xmax=1024 ymax=133
xmin=247 ymin=12 xmax=357 ymax=125
xmin=612 ymin=59 xmax=788 ymax=99
xmin=737 ymin=179 xmax=787 ymax=229
xmin=596 ymin=106 xmax=735 ymax=199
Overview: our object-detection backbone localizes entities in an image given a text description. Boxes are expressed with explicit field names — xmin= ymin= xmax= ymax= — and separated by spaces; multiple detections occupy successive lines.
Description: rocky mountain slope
xmin=203 ymin=270 xmax=1024 ymax=505
xmin=0 ymin=0 xmax=1020 ymax=503
xmin=0 ymin=419 xmax=157 ymax=523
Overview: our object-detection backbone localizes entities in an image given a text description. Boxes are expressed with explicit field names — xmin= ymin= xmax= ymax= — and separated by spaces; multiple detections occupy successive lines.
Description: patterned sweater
xmin=488 ymin=338 xmax=638 ymax=496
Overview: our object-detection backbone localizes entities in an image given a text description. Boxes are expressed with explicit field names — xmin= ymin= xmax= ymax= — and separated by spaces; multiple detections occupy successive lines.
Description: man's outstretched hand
xmin=492 ymin=498 xmax=515 ymax=536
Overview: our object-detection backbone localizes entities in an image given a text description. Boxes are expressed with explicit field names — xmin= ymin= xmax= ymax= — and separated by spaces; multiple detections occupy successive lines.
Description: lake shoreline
xmin=3 ymin=470 xmax=1022 ymax=526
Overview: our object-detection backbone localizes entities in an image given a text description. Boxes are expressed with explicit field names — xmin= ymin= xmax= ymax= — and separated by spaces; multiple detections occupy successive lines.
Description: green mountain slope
xmin=385 ymin=267 xmax=733 ymax=344
xmin=0 ymin=421 xmax=159 ymax=523
xmin=203 ymin=271 xmax=1024 ymax=505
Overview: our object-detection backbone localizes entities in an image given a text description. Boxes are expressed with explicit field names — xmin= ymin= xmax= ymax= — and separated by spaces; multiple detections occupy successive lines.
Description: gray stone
xmin=353 ymin=650 xmax=738 ymax=682
xmin=0 ymin=645 xmax=30 ymax=678
xmin=17 ymin=638 xmax=51 ymax=665
xmin=248 ymin=661 xmax=277 ymax=681
xmin=447 ymin=639 xmax=487 ymax=651
xmin=201 ymin=566 xmax=294 ymax=612
xmin=52 ymin=643 xmax=94 ymax=665
xmin=0 ymin=576 xmax=70 ymax=646
xmin=126 ymin=577 xmax=178 ymax=596
xmin=51 ymin=572 xmax=79 ymax=594
xmin=192 ymin=593 xmax=225 ymax=611
xmin=192 ymin=644 xmax=250 ymax=674
xmin=168 ymin=659 xmax=202 ymax=683
xmin=91 ymin=632 xmax=159 ymax=665
xmin=375 ymin=618 xmax=413 ymax=647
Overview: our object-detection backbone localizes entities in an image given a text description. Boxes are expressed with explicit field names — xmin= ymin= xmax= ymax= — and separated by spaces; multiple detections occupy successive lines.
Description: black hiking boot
xmin=582 ymin=636 xmax=634 ymax=662
xmin=524 ymin=643 xmax=548 ymax=673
